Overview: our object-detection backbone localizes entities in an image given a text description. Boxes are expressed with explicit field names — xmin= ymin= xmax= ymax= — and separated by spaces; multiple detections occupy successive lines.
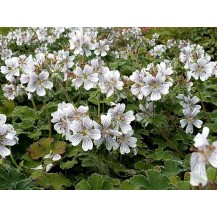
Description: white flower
xmin=26 ymin=71 xmax=53 ymax=96
xmin=149 ymin=45 xmax=166 ymax=57
xmin=1 ymin=57 xmax=19 ymax=82
xmin=190 ymin=56 xmax=213 ymax=81
xmin=94 ymin=114 xmax=121 ymax=151
xmin=117 ymin=130 xmax=137 ymax=154
xmin=141 ymin=72 xmax=171 ymax=101
xmin=73 ymin=65 xmax=98 ymax=90
xmin=2 ymin=84 xmax=20 ymax=100
xmin=108 ymin=103 xmax=135 ymax=133
xmin=179 ymin=46 xmax=193 ymax=69
xmin=99 ymin=70 xmax=124 ymax=98
xmin=94 ymin=40 xmax=109 ymax=56
xmin=0 ymin=114 xmax=18 ymax=158
xmin=130 ymin=70 xmax=145 ymax=100
xmin=51 ymin=102 xmax=88 ymax=139
xmin=69 ymin=117 xmax=101 ymax=151
xmin=136 ymin=102 xmax=153 ymax=126
xmin=190 ymin=127 xmax=217 ymax=186
xmin=177 ymin=94 xmax=201 ymax=111
xmin=180 ymin=108 xmax=203 ymax=134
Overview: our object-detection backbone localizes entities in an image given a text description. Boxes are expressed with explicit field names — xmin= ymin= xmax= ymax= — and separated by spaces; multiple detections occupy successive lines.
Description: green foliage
xmin=75 ymin=173 xmax=120 ymax=190
xmin=0 ymin=165 xmax=39 ymax=189
xmin=31 ymin=170 xmax=72 ymax=190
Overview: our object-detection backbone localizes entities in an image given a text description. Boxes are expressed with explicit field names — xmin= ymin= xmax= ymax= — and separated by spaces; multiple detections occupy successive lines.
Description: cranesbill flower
xmin=141 ymin=72 xmax=171 ymax=101
xmin=1 ymin=57 xmax=20 ymax=82
xmin=94 ymin=40 xmax=110 ymax=57
xmin=190 ymin=56 xmax=213 ymax=81
xmin=99 ymin=70 xmax=124 ymax=98
xmin=2 ymin=84 xmax=20 ymax=100
xmin=177 ymin=94 xmax=201 ymax=111
xmin=136 ymin=102 xmax=154 ymax=127
xmin=108 ymin=103 xmax=135 ymax=133
xmin=73 ymin=65 xmax=98 ymax=90
xmin=190 ymin=127 xmax=217 ymax=186
xmin=117 ymin=130 xmax=137 ymax=154
xmin=69 ymin=117 xmax=101 ymax=151
xmin=26 ymin=71 xmax=53 ymax=96
xmin=0 ymin=114 xmax=18 ymax=158
xmin=130 ymin=70 xmax=145 ymax=100
xmin=180 ymin=108 xmax=203 ymax=134
xmin=94 ymin=114 xmax=121 ymax=151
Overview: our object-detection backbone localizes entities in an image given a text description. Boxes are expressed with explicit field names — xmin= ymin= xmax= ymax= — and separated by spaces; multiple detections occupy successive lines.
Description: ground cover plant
xmin=0 ymin=27 xmax=217 ymax=190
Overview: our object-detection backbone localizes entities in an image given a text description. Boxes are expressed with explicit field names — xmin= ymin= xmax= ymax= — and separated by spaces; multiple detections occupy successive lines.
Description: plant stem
xmin=43 ymin=100 xmax=52 ymax=139
xmin=154 ymin=123 xmax=184 ymax=159
xmin=98 ymin=92 xmax=101 ymax=118
xmin=59 ymin=82 xmax=74 ymax=106
xmin=9 ymin=147 xmax=19 ymax=169
xmin=196 ymin=82 xmax=209 ymax=122
xmin=31 ymin=98 xmax=37 ymax=113
xmin=98 ymin=155 xmax=103 ymax=175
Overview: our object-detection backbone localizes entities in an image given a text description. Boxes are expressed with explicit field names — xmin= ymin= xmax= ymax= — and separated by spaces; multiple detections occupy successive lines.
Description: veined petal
xmin=82 ymin=136 xmax=93 ymax=151
xmin=69 ymin=134 xmax=83 ymax=146
xmin=88 ymin=129 xmax=101 ymax=140
xmin=36 ymin=86 xmax=46 ymax=96
xmin=0 ymin=145 xmax=10 ymax=158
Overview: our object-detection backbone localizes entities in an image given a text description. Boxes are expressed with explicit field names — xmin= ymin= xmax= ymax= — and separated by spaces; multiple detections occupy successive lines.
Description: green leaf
xmin=31 ymin=170 xmax=72 ymax=190
xmin=119 ymin=180 xmax=138 ymax=190
xmin=0 ymin=165 xmax=38 ymax=190
xmin=0 ymin=100 xmax=14 ymax=117
xmin=52 ymin=141 xmax=66 ymax=155
xmin=60 ymin=158 xmax=78 ymax=169
xmin=162 ymin=160 xmax=184 ymax=177
xmin=29 ymin=138 xmax=53 ymax=160
xmin=75 ymin=173 xmax=119 ymax=190
xmin=12 ymin=106 xmax=37 ymax=121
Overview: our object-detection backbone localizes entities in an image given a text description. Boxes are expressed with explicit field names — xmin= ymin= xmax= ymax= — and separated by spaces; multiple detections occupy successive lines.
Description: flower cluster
xmin=177 ymin=94 xmax=202 ymax=134
xmin=130 ymin=61 xmax=173 ymax=101
xmin=51 ymin=102 xmax=136 ymax=154
xmin=0 ymin=114 xmax=18 ymax=158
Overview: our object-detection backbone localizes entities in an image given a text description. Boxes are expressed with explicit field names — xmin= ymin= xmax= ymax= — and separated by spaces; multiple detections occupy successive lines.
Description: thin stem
xmin=196 ymin=82 xmax=209 ymax=122
xmin=43 ymin=100 xmax=52 ymax=139
xmin=98 ymin=155 xmax=103 ymax=175
xmin=9 ymin=147 xmax=19 ymax=169
xmin=98 ymin=92 xmax=101 ymax=118
xmin=154 ymin=123 xmax=184 ymax=159
xmin=31 ymin=98 xmax=37 ymax=113
xmin=59 ymin=82 xmax=74 ymax=106
xmin=152 ymin=101 xmax=155 ymax=118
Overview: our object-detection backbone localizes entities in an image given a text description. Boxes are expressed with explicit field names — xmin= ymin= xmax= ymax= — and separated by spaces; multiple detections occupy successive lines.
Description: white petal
xmin=42 ymin=81 xmax=53 ymax=89
xmin=208 ymin=148 xmax=217 ymax=168
xmin=0 ymin=145 xmax=10 ymax=158
xmin=84 ymin=79 xmax=94 ymax=90
xmin=180 ymin=119 xmax=187 ymax=128
xmin=69 ymin=134 xmax=83 ymax=146
xmin=88 ymin=129 xmax=101 ymax=140
xmin=0 ymin=114 xmax=6 ymax=124
xmin=151 ymin=90 xmax=161 ymax=101
xmin=101 ymin=114 xmax=111 ymax=128
xmin=39 ymin=71 xmax=49 ymax=80
xmin=36 ymin=86 xmax=46 ymax=96
xmin=82 ymin=136 xmax=93 ymax=151
xmin=193 ymin=119 xmax=203 ymax=128
xmin=73 ymin=78 xmax=84 ymax=88
xmin=52 ymin=154 xmax=61 ymax=161
xmin=106 ymin=135 xmax=119 ymax=151
xmin=83 ymin=117 xmax=93 ymax=130
xmin=120 ymin=144 xmax=130 ymax=154
xmin=120 ymin=122 xmax=132 ymax=134
xmin=186 ymin=123 xmax=193 ymax=134
xmin=190 ymin=152 xmax=207 ymax=187
xmin=202 ymin=127 xmax=209 ymax=138
xmin=71 ymin=120 xmax=82 ymax=133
